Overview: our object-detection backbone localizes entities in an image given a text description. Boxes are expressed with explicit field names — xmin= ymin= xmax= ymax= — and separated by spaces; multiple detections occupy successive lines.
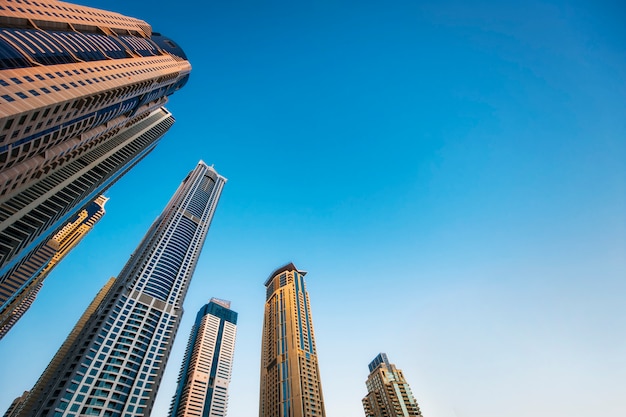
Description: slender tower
xmin=17 ymin=161 xmax=226 ymax=417
xmin=259 ymin=263 xmax=326 ymax=417
xmin=169 ymin=298 xmax=238 ymax=417
xmin=0 ymin=0 xmax=191 ymax=313
xmin=0 ymin=195 xmax=108 ymax=339
xmin=362 ymin=353 xmax=423 ymax=417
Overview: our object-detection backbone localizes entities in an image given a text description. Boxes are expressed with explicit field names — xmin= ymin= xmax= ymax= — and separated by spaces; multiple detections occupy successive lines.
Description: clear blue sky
xmin=1 ymin=0 xmax=625 ymax=416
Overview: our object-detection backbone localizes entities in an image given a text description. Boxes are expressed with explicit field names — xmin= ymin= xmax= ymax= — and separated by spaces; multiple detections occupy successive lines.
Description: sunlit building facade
xmin=0 ymin=0 xmax=191 ymax=313
xmin=17 ymin=161 xmax=226 ymax=417
xmin=362 ymin=353 xmax=423 ymax=417
xmin=169 ymin=298 xmax=238 ymax=417
xmin=0 ymin=194 xmax=108 ymax=339
xmin=259 ymin=263 xmax=326 ymax=417
xmin=2 ymin=391 xmax=28 ymax=417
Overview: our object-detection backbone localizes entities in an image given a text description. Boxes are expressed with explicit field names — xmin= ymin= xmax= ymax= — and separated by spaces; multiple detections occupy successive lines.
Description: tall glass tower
xmin=16 ymin=161 xmax=226 ymax=417
xmin=0 ymin=0 xmax=191 ymax=315
xmin=259 ymin=263 xmax=326 ymax=417
xmin=362 ymin=353 xmax=423 ymax=417
xmin=169 ymin=298 xmax=238 ymax=417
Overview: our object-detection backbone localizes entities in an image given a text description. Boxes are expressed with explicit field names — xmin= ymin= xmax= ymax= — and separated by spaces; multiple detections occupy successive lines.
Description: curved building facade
xmin=0 ymin=0 xmax=191 ymax=335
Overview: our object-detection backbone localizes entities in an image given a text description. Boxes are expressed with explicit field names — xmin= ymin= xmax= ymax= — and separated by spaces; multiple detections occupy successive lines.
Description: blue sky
xmin=1 ymin=0 xmax=625 ymax=416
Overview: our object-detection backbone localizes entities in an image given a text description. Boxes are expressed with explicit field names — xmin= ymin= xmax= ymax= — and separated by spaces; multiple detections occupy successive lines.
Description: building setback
xmin=0 ymin=194 xmax=108 ymax=339
xmin=0 ymin=0 xmax=191 ymax=321
xmin=259 ymin=263 xmax=326 ymax=417
xmin=14 ymin=161 xmax=226 ymax=417
xmin=169 ymin=298 xmax=238 ymax=417
xmin=362 ymin=353 xmax=423 ymax=417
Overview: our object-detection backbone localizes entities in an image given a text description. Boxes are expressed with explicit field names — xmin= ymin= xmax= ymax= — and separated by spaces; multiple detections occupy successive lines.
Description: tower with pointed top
xmin=259 ymin=263 xmax=326 ymax=417
xmin=16 ymin=161 xmax=225 ymax=417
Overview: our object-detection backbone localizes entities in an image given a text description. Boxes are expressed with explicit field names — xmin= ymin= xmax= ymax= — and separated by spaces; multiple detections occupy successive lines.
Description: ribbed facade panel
xmin=0 ymin=0 xmax=191 ymax=328
xmin=0 ymin=107 xmax=174 ymax=286
xmin=16 ymin=162 xmax=226 ymax=417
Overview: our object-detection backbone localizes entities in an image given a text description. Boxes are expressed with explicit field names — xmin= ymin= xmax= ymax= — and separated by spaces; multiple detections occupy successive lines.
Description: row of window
xmin=0 ymin=27 xmax=162 ymax=70
xmin=0 ymin=61 xmax=182 ymax=193
xmin=0 ymin=57 xmax=177 ymax=92
xmin=0 ymin=113 xmax=171 ymax=273
xmin=3 ymin=0 xmax=145 ymax=27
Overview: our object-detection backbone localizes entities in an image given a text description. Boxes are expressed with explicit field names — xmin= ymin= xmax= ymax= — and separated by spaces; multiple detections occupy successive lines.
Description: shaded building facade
xmin=362 ymin=353 xmax=423 ymax=417
xmin=0 ymin=0 xmax=191 ymax=314
xmin=16 ymin=161 xmax=226 ymax=417
xmin=0 ymin=194 xmax=108 ymax=339
xmin=259 ymin=263 xmax=326 ymax=417
xmin=169 ymin=298 xmax=238 ymax=417
xmin=10 ymin=277 xmax=116 ymax=417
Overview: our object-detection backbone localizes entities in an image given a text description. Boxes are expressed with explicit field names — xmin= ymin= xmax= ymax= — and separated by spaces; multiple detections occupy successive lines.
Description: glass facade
xmin=0 ymin=195 xmax=108 ymax=340
xmin=0 ymin=0 xmax=191 ymax=331
xmin=169 ymin=299 xmax=238 ymax=417
xmin=16 ymin=162 xmax=226 ymax=417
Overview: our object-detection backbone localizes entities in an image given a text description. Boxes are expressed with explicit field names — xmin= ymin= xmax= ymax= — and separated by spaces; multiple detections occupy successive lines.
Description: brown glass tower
xmin=259 ymin=263 xmax=326 ymax=417
xmin=0 ymin=0 xmax=191 ymax=322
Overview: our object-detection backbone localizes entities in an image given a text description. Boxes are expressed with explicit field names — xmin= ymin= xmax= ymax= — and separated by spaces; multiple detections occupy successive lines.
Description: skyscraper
xmin=0 ymin=194 xmax=108 ymax=339
xmin=0 ymin=0 xmax=191 ymax=313
xmin=362 ymin=353 xmax=423 ymax=417
xmin=259 ymin=263 xmax=326 ymax=417
xmin=169 ymin=298 xmax=238 ymax=417
xmin=16 ymin=161 xmax=226 ymax=417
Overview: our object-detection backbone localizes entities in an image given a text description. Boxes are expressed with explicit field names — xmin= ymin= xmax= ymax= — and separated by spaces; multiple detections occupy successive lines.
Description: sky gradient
xmin=1 ymin=1 xmax=625 ymax=416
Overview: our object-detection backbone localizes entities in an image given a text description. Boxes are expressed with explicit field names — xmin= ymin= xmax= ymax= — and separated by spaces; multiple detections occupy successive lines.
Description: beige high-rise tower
xmin=259 ymin=263 xmax=326 ymax=417
xmin=362 ymin=353 xmax=423 ymax=417
xmin=0 ymin=195 xmax=108 ymax=339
